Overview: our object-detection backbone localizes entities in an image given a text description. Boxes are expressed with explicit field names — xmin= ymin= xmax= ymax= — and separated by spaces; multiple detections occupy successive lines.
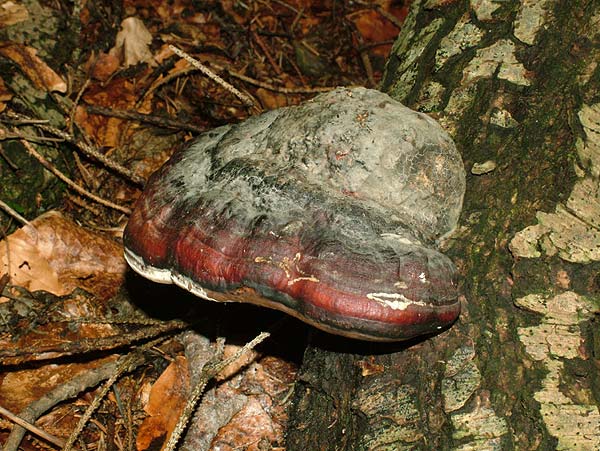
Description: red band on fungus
xmin=124 ymin=87 xmax=466 ymax=341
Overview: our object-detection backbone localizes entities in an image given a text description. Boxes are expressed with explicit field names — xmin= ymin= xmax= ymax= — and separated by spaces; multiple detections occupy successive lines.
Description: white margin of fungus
xmin=124 ymin=247 xmax=218 ymax=301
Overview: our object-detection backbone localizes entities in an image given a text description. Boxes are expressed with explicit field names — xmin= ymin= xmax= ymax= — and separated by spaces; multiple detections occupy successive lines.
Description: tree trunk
xmin=286 ymin=1 xmax=600 ymax=450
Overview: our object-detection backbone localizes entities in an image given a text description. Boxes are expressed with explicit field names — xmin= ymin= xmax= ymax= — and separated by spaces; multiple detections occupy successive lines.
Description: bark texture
xmin=286 ymin=1 xmax=600 ymax=450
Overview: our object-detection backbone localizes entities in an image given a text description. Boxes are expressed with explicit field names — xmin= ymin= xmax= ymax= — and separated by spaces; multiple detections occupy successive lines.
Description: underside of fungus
xmin=124 ymin=87 xmax=466 ymax=341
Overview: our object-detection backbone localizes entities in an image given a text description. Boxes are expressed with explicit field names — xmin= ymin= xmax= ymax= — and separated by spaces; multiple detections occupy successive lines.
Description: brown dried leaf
xmin=0 ymin=356 xmax=117 ymax=413
xmin=0 ymin=211 xmax=126 ymax=300
xmin=356 ymin=357 xmax=385 ymax=376
xmin=78 ymin=78 xmax=138 ymax=147
xmin=87 ymin=51 xmax=121 ymax=82
xmin=216 ymin=344 xmax=258 ymax=381
xmin=219 ymin=0 xmax=247 ymax=25
xmin=0 ymin=289 xmax=121 ymax=367
xmin=113 ymin=17 xmax=155 ymax=67
xmin=254 ymin=88 xmax=290 ymax=111
xmin=0 ymin=43 xmax=66 ymax=92
xmin=0 ymin=1 xmax=29 ymax=27
xmin=0 ymin=226 xmax=64 ymax=296
xmin=0 ymin=76 xmax=12 ymax=112
xmin=348 ymin=9 xmax=401 ymax=57
xmin=209 ymin=357 xmax=296 ymax=451
xmin=137 ymin=356 xmax=191 ymax=451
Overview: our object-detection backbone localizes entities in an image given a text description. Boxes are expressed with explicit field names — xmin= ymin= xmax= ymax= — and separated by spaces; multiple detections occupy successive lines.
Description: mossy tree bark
xmin=286 ymin=1 xmax=600 ymax=450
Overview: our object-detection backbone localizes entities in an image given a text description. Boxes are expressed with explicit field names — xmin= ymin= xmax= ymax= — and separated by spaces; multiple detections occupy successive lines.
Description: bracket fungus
xmin=124 ymin=87 xmax=466 ymax=341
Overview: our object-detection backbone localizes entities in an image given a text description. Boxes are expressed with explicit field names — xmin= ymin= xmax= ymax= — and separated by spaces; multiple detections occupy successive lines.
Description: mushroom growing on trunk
xmin=123 ymin=87 xmax=466 ymax=341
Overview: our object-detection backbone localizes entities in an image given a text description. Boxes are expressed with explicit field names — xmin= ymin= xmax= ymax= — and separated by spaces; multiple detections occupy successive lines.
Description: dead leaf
xmin=0 ymin=76 xmax=12 ymax=112
xmin=87 ymin=50 xmax=121 ymax=81
xmin=77 ymin=78 xmax=138 ymax=147
xmin=0 ymin=225 xmax=63 ymax=296
xmin=0 ymin=356 xmax=117 ymax=413
xmin=0 ymin=43 xmax=66 ymax=92
xmin=216 ymin=344 xmax=258 ymax=381
xmin=0 ymin=288 xmax=124 ymax=367
xmin=209 ymin=357 xmax=296 ymax=451
xmin=0 ymin=210 xmax=126 ymax=300
xmin=113 ymin=17 xmax=155 ymax=68
xmin=356 ymin=357 xmax=385 ymax=376
xmin=137 ymin=356 xmax=191 ymax=451
xmin=254 ymin=88 xmax=290 ymax=110
xmin=349 ymin=9 xmax=398 ymax=42
xmin=0 ymin=1 xmax=28 ymax=27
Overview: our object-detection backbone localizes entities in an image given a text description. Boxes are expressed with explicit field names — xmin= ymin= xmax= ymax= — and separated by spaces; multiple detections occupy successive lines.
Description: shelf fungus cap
xmin=124 ymin=87 xmax=466 ymax=341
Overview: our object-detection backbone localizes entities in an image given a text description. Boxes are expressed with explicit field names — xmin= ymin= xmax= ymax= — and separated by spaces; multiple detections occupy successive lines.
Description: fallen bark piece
xmin=124 ymin=87 xmax=466 ymax=341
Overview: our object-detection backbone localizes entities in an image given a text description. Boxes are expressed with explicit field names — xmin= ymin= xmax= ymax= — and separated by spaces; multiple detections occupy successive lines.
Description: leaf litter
xmin=0 ymin=0 xmax=409 ymax=449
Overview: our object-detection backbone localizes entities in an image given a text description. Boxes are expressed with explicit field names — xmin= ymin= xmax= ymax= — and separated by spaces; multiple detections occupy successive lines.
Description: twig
xmin=375 ymin=4 xmax=405 ymax=29
xmin=359 ymin=48 xmax=375 ymax=88
xmin=72 ymin=151 xmax=96 ymax=188
xmin=0 ymin=198 xmax=37 ymax=289
xmin=169 ymin=45 xmax=255 ymax=107
xmin=284 ymin=51 xmax=309 ymax=87
xmin=0 ymin=131 xmax=64 ymax=144
xmin=215 ymin=64 xmax=337 ymax=94
xmin=5 ymin=112 xmax=145 ymax=186
xmin=252 ymin=30 xmax=283 ymax=76
xmin=1 ymin=116 xmax=49 ymax=125
xmin=290 ymin=6 xmax=305 ymax=33
xmin=351 ymin=1 xmax=405 ymax=29
xmin=2 ymin=355 xmax=146 ymax=451
xmin=162 ymin=332 xmax=270 ymax=451
xmin=272 ymin=0 xmax=299 ymax=14
xmin=143 ymin=49 xmax=333 ymax=108
xmin=70 ymin=78 xmax=90 ymax=135
xmin=39 ymin=124 xmax=144 ymax=186
xmin=0 ymin=143 xmax=19 ymax=170
xmin=124 ymin=379 xmax=139 ymax=451
xmin=61 ymin=335 xmax=169 ymax=451
xmin=0 ymin=198 xmax=31 ymax=228
xmin=17 ymin=135 xmax=132 ymax=215
xmin=0 ymin=319 xmax=188 ymax=365
xmin=66 ymin=193 xmax=102 ymax=216
xmin=353 ymin=30 xmax=376 ymax=87
xmin=85 ymin=105 xmax=206 ymax=134
xmin=358 ymin=39 xmax=396 ymax=52
xmin=0 ymin=405 xmax=69 ymax=449
xmin=138 ymin=64 xmax=195 ymax=109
